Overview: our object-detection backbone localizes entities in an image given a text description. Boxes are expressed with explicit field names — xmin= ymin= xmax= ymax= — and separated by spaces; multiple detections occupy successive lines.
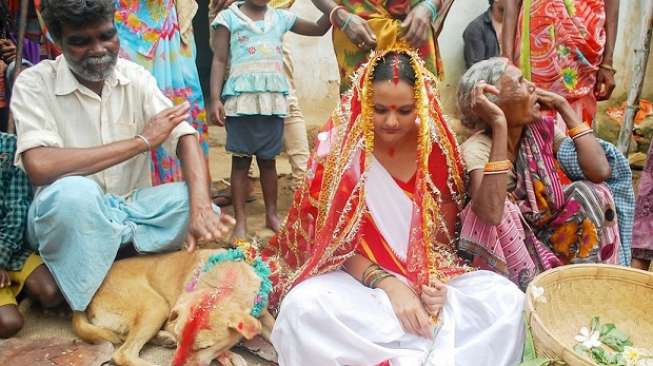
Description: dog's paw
xmin=150 ymin=330 xmax=177 ymax=348
xmin=216 ymin=351 xmax=247 ymax=366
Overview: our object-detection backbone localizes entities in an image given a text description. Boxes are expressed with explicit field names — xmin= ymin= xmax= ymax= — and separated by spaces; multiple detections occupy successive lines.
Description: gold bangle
xmin=599 ymin=64 xmax=616 ymax=74
xmin=362 ymin=264 xmax=379 ymax=286
xmin=568 ymin=124 xmax=591 ymax=139
xmin=484 ymin=160 xmax=513 ymax=172
xmin=483 ymin=169 xmax=510 ymax=175
xmin=370 ymin=272 xmax=394 ymax=288
xmin=571 ymin=130 xmax=593 ymax=141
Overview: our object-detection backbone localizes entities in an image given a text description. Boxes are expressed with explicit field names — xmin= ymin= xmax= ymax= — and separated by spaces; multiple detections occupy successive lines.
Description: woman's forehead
xmin=372 ymin=80 xmax=415 ymax=103
xmin=502 ymin=66 xmax=523 ymax=83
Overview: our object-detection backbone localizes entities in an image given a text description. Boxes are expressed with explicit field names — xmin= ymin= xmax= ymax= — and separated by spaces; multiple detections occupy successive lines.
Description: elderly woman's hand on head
xmin=471 ymin=80 xmax=507 ymax=130
xmin=535 ymin=88 xmax=567 ymax=111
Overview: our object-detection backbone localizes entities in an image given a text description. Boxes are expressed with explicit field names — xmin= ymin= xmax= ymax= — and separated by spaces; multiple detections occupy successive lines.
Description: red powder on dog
xmin=172 ymin=269 xmax=238 ymax=366
xmin=173 ymin=293 xmax=216 ymax=366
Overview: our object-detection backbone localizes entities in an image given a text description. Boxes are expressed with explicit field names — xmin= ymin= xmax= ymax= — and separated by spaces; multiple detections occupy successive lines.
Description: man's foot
xmin=266 ymin=213 xmax=281 ymax=233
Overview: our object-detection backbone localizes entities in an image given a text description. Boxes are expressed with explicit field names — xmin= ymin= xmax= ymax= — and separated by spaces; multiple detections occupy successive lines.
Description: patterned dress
xmin=0 ymin=133 xmax=32 ymax=272
xmin=515 ymin=0 xmax=607 ymax=125
xmin=333 ymin=0 xmax=444 ymax=93
xmin=115 ymin=0 xmax=209 ymax=184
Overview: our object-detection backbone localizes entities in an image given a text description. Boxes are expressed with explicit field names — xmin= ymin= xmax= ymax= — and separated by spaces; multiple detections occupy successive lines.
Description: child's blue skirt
xmin=225 ymin=115 xmax=284 ymax=160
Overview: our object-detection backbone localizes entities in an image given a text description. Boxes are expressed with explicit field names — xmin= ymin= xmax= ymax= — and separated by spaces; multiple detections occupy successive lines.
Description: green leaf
xmin=600 ymin=327 xmax=632 ymax=352
xmin=600 ymin=323 xmax=616 ymax=337
xmin=591 ymin=317 xmax=601 ymax=333
xmin=591 ymin=347 xmax=610 ymax=364
xmin=574 ymin=344 xmax=590 ymax=355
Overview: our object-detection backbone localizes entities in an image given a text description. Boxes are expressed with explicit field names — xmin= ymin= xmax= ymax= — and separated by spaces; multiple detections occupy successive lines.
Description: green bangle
xmin=370 ymin=273 xmax=394 ymax=288
xmin=420 ymin=0 xmax=438 ymax=22
xmin=341 ymin=13 xmax=353 ymax=31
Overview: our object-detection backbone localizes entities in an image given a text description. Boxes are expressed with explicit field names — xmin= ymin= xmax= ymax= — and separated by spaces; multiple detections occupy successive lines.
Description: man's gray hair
xmin=457 ymin=57 xmax=509 ymax=129
xmin=41 ymin=0 xmax=115 ymax=42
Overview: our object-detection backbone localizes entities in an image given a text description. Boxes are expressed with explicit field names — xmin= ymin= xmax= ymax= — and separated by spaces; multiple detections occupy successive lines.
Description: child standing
xmin=209 ymin=0 xmax=330 ymax=241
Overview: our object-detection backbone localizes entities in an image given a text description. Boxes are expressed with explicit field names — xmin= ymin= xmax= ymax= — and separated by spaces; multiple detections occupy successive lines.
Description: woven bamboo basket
xmin=525 ymin=264 xmax=653 ymax=365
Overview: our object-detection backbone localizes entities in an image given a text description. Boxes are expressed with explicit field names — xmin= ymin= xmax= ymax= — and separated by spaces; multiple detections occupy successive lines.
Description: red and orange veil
xmin=262 ymin=48 xmax=468 ymax=313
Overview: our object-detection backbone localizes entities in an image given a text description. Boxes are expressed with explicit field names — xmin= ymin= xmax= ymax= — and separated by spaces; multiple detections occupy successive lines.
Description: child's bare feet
xmin=266 ymin=213 xmax=281 ymax=233
xmin=230 ymin=221 xmax=248 ymax=243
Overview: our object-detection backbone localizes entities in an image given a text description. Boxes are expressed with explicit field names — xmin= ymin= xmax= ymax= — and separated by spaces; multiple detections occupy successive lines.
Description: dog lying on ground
xmin=72 ymin=249 xmax=275 ymax=366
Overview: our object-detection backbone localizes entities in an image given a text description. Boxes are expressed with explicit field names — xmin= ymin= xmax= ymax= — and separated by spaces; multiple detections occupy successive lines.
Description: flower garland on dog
xmin=173 ymin=245 xmax=272 ymax=366
xmin=200 ymin=246 xmax=272 ymax=317
xmin=185 ymin=244 xmax=272 ymax=318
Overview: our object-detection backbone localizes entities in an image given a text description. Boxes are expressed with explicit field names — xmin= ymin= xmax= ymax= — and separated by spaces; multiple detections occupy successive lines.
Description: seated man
xmin=462 ymin=0 xmax=503 ymax=69
xmin=0 ymin=132 xmax=62 ymax=338
xmin=10 ymin=0 xmax=232 ymax=312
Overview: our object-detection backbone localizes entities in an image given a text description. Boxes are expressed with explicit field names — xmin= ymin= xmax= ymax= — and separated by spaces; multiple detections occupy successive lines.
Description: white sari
xmin=271 ymin=159 xmax=525 ymax=366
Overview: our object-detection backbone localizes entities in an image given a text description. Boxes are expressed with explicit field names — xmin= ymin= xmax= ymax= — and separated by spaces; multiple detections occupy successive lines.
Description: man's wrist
xmin=135 ymin=134 xmax=151 ymax=153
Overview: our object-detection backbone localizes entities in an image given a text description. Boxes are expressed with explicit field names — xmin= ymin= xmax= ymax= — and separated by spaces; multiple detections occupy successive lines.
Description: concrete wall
xmin=611 ymin=0 xmax=653 ymax=102
xmin=284 ymin=0 xmax=653 ymax=126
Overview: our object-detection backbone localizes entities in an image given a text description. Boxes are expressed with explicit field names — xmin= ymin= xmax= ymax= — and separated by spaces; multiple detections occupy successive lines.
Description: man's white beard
xmin=65 ymin=52 xmax=118 ymax=83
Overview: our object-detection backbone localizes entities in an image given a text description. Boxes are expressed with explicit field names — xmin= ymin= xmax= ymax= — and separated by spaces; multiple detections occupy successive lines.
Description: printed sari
xmin=515 ymin=0 xmax=607 ymax=125
xmin=460 ymin=118 xmax=621 ymax=289
xmin=267 ymin=48 xmax=525 ymax=366
xmin=115 ymin=0 xmax=209 ymax=185
xmin=333 ymin=0 xmax=444 ymax=93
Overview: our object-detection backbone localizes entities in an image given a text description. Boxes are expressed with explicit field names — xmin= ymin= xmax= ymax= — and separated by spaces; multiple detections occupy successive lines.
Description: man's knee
xmin=37 ymin=282 xmax=63 ymax=308
xmin=37 ymin=176 xmax=102 ymax=214
xmin=0 ymin=305 xmax=24 ymax=338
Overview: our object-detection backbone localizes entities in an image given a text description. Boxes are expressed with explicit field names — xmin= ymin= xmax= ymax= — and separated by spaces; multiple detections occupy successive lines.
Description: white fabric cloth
xmin=272 ymin=270 xmax=525 ymax=366
xmin=10 ymin=56 xmax=198 ymax=196
xmin=365 ymin=157 xmax=413 ymax=261
xmin=272 ymin=159 xmax=525 ymax=365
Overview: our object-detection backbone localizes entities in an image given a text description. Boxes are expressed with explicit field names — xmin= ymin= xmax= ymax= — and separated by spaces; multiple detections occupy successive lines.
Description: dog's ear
xmin=229 ymin=311 xmax=262 ymax=340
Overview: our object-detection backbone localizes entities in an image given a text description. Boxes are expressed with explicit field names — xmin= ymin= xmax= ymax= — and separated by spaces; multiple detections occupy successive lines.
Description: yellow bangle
xmin=484 ymin=160 xmax=513 ymax=172
xmin=571 ymin=130 xmax=593 ymax=141
xmin=484 ymin=169 xmax=510 ymax=175
xmin=568 ymin=124 xmax=591 ymax=139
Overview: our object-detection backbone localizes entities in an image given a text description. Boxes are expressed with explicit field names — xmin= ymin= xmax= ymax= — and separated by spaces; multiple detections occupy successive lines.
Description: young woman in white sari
xmin=261 ymin=48 xmax=526 ymax=366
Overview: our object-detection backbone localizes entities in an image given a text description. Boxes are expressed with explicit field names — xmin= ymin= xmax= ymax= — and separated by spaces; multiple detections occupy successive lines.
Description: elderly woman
xmin=458 ymin=58 xmax=624 ymax=289
xmin=262 ymin=50 xmax=524 ymax=366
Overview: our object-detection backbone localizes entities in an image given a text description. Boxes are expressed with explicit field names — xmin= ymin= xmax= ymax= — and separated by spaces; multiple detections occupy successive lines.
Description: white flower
xmin=531 ymin=285 xmax=548 ymax=304
xmin=624 ymin=346 xmax=640 ymax=366
xmin=575 ymin=327 xmax=601 ymax=349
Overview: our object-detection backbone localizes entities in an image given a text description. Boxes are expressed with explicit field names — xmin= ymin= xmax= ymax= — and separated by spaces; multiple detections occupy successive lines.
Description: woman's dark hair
xmin=372 ymin=52 xmax=417 ymax=86
xmin=41 ymin=0 xmax=115 ymax=42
